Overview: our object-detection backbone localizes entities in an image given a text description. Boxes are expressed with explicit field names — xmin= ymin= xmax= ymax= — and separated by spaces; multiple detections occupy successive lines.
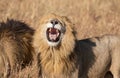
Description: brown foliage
xmin=0 ymin=0 xmax=120 ymax=39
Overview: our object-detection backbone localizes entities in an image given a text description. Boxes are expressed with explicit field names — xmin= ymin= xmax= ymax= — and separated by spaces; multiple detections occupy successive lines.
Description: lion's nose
xmin=50 ymin=19 xmax=58 ymax=25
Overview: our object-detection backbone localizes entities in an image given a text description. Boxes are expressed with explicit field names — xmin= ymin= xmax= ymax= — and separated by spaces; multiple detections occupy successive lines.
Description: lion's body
xmin=76 ymin=35 xmax=120 ymax=78
xmin=33 ymin=14 xmax=120 ymax=78
xmin=0 ymin=20 xmax=34 ymax=77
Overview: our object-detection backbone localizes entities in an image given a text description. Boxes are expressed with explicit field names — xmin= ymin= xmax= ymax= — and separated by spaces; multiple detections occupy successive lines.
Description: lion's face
xmin=34 ymin=13 xmax=75 ymax=49
xmin=45 ymin=18 xmax=65 ymax=46
xmin=39 ymin=14 xmax=69 ymax=46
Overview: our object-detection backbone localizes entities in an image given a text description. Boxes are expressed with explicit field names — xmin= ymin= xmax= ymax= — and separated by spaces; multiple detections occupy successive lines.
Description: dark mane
xmin=0 ymin=19 xmax=34 ymax=39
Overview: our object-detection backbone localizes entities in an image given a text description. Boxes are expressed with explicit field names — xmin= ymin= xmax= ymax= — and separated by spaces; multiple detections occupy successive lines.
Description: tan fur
xmin=33 ymin=14 xmax=120 ymax=78
xmin=0 ymin=20 xmax=34 ymax=78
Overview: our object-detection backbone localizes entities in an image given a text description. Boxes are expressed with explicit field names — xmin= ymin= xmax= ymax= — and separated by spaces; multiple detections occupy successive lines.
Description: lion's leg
xmin=111 ymin=71 xmax=119 ymax=78
xmin=110 ymin=47 xmax=120 ymax=78
xmin=111 ymin=66 xmax=120 ymax=78
xmin=104 ymin=71 xmax=113 ymax=78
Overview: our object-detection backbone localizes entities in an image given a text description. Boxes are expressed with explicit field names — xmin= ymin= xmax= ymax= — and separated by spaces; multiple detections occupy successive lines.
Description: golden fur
xmin=33 ymin=14 xmax=120 ymax=78
xmin=0 ymin=20 xmax=34 ymax=77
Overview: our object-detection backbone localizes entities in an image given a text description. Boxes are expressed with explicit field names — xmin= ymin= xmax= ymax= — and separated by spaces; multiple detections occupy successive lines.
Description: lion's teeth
xmin=49 ymin=34 xmax=57 ymax=40
xmin=57 ymin=33 xmax=59 ymax=37
xmin=56 ymin=29 xmax=58 ymax=33
xmin=49 ymin=28 xmax=51 ymax=32
xmin=47 ymin=28 xmax=60 ymax=41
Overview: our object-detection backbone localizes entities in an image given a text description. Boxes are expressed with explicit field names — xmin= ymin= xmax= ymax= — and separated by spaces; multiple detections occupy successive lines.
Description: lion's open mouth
xmin=46 ymin=28 xmax=61 ymax=42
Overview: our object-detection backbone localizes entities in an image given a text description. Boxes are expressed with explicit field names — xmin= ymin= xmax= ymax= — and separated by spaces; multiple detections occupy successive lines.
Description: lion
xmin=33 ymin=14 xmax=120 ymax=78
xmin=0 ymin=19 xmax=34 ymax=78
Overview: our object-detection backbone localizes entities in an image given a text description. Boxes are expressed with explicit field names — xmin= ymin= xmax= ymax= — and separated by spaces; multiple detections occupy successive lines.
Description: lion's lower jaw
xmin=47 ymin=41 xmax=60 ymax=46
xmin=46 ymin=33 xmax=63 ymax=47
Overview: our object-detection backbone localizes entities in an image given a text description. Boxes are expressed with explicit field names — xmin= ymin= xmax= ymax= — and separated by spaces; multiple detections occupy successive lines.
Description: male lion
xmin=0 ymin=20 xmax=34 ymax=77
xmin=33 ymin=14 xmax=120 ymax=78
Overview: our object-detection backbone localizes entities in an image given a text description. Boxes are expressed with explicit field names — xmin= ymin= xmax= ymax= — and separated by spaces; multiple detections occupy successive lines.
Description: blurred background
xmin=0 ymin=0 xmax=120 ymax=39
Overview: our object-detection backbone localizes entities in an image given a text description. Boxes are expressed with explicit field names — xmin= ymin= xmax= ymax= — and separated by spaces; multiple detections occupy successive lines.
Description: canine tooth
xmin=56 ymin=29 xmax=59 ymax=33
xmin=49 ymin=28 xmax=51 ymax=32
xmin=57 ymin=33 xmax=59 ymax=37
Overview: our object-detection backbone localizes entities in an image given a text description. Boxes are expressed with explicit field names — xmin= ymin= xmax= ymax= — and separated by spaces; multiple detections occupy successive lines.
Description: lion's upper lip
xmin=46 ymin=28 xmax=61 ymax=42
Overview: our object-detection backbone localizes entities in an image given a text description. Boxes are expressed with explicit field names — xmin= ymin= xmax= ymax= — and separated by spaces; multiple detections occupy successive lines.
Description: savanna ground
xmin=0 ymin=0 xmax=120 ymax=78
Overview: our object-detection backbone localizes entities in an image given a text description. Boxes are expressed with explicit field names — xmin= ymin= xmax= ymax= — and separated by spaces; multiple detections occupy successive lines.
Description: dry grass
xmin=0 ymin=0 xmax=120 ymax=78
xmin=0 ymin=0 xmax=120 ymax=39
xmin=9 ymin=64 xmax=39 ymax=78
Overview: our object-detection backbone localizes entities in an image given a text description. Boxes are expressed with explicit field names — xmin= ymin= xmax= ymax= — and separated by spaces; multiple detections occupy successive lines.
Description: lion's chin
xmin=47 ymin=40 xmax=60 ymax=46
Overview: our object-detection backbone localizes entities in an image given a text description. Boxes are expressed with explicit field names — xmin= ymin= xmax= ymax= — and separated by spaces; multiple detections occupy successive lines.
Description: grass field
xmin=0 ymin=0 xmax=120 ymax=39
xmin=0 ymin=0 xmax=120 ymax=77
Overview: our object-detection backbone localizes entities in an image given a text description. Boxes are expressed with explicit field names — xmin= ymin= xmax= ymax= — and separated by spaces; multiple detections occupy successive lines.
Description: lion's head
xmin=34 ymin=14 xmax=76 ymax=48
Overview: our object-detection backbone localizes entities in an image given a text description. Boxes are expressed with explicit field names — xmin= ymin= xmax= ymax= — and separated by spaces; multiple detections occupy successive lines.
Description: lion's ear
xmin=62 ymin=16 xmax=77 ymax=36
xmin=62 ymin=16 xmax=71 ymax=23
xmin=62 ymin=16 xmax=73 ymax=27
